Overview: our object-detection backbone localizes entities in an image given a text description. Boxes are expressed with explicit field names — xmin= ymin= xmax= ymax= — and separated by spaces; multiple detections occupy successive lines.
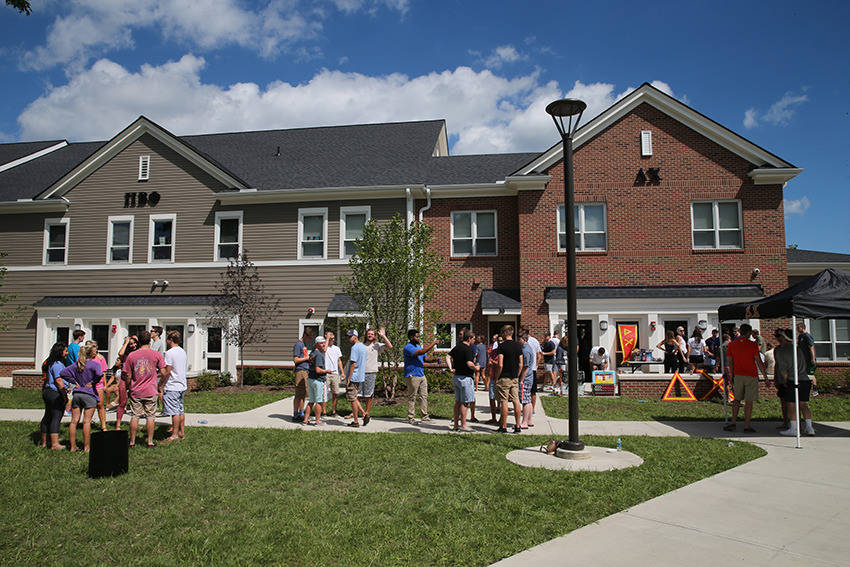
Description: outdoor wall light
xmin=74 ymin=323 xmax=81 ymax=331
xmin=599 ymin=320 xmax=609 ymax=331
xmin=188 ymin=324 xmax=195 ymax=333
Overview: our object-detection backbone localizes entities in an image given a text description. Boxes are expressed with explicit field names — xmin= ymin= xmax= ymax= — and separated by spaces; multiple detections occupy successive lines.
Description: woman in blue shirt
xmin=40 ymin=342 xmax=68 ymax=450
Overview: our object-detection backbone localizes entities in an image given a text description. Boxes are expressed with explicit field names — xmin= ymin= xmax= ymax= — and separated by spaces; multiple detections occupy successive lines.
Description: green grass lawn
xmin=541 ymin=394 xmax=850 ymax=421
xmin=0 ymin=421 xmax=764 ymax=567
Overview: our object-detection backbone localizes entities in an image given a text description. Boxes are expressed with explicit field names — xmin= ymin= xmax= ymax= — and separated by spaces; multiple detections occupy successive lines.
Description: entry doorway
xmin=489 ymin=320 xmax=516 ymax=340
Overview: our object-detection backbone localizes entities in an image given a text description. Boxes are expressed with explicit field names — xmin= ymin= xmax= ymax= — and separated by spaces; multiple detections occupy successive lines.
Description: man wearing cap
xmin=723 ymin=323 xmax=769 ymax=433
xmin=403 ymin=329 xmax=439 ymax=424
xmin=345 ymin=330 xmax=368 ymax=427
xmin=323 ymin=331 xmax=343 ymax=418
xmin=303 ymin=336 xmax=329 ymax=426
xmin=775 ymin=328 xmax=816 ymax=436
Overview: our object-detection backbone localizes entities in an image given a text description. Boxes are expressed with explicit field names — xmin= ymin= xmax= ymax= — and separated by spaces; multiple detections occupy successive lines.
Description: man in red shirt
xmin=123 ymin=330 xmax=165 ymax=448
xmin=723 ymin=323 xmax=769 ymax=433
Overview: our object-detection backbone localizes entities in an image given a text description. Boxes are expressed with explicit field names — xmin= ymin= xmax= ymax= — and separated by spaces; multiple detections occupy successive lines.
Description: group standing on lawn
xmin=39 ymin=328 xmax=188 ymax=451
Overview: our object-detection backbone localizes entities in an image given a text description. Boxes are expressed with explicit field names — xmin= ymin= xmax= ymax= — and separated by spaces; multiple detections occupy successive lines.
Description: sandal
xmin=722 ymin=424 xmax=736 ymax=431
xmin=540 ymin=440 xmax=559 ymax=455
xmin=347 ymin=422 xmax=360 ymax=428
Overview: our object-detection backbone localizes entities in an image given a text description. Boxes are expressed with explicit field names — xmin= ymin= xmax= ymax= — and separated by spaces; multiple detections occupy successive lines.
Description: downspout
xmin=405 ymin=187 xmax=413 ymax=227
xmin=417 ymin=186 xmax=432 ymax=327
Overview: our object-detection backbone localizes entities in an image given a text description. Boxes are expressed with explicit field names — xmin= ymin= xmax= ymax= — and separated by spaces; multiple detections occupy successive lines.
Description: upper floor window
xmin=215 ymin=211 xmax=242 ymax=261
xmin=340 ymin=206 xmax=370 ymax=258
xmin=107 ymin=216 xmax=133 ymax=264
xmin=149 ymin=214 xmax=176 ymax=262
xmin=558 ymin=203 xmax=607 ymax=251
xmin=43 ymin=218 xmax=69 ymax=265
xmin=692 ymin=200 xmax=742 ymax=249
xmin=298 ymin=207 xmax=328 ymax=259
xmin=810 ymin=319 xmax=850 ymax=362
xmin=451 ymin=211 xmax=496 ymax=256
xmin=138 ymin=156 xmax=150 ymax=181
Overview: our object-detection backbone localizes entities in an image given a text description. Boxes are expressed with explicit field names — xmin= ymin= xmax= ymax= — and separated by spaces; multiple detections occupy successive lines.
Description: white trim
xmin=0 ymin=141 xmax=68 ymax=173
xmin=0 ymin=198 xmax=69 ymax=213
xmin=219 ymin=185 xmax=410 ymax=204
xmin=0 ymin=357 xmax=35 ymax=363
xmin=6 ymin=258 xmax=350 ymax=272
xmin=148 ymin=213 xmax=176 ymax=263
xmin=450 ymin=210 xmax=498 ymax=257
xmin=748 ymin=168 xmax=804 ymax=185
xmin=558 ymin=203 xmax=608 ymax=252
xmin=641 ymin=130 xmax=653 ymax=156
xmin=339 ymin=205 xmax=370 ymax=258
xmin=520 ymin=83 xmax=798 ymax=176
xmin=138 ymin=155 xmax=150 ymax=181
xmin=788 ymin=262 xmax=850 ymax=277
xmin=107 ymin=215 xmax=134 ymax=264
xmin=43 ymin=218 xmax=69 ymax=265
xmin=691 ymin=200 xmax=743 ymax=250
xmin=482 ymin=308 xmax=522 ymax=316
xmin=298 ymin=207 xmax=328 ymax=260
xmin=214 ymin=210 xmax=243 ymax=262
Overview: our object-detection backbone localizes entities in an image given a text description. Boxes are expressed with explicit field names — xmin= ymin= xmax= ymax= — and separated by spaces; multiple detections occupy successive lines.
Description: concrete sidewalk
xmin=4 ymin=391 xmax=848 ymax=566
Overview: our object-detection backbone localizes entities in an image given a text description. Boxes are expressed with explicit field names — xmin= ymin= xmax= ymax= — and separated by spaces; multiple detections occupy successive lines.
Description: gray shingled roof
xmin=1 ymin=120 xmax=540 ymax=202
xmin=0 ymin=141 xmax=103 ymax=202
xmin=481 ymin=289 xmax=522 ymax=311
xmin=787 ymin=248 xmax=850 ymax=264
xmin=326 ymin=293 xmax=362 ymax=314
xmin=33 ymin=295 xmax=225 ymax=307
xmin=544 ymin=284 xmax=765 ymax=300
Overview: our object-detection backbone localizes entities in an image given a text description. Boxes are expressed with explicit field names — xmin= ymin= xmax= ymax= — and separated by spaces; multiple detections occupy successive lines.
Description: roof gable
xmin=522 ymin=83 xmax=801 ymax=184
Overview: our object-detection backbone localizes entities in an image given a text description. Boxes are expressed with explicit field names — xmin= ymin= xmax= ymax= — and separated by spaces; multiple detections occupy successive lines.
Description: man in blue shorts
xmin=447 ymin=328 xmax=480 ymax=432
xmin=345 ymin=330 xmax=368 ymax=427
xmin=159 ymin=330 xmax=187 ymax=443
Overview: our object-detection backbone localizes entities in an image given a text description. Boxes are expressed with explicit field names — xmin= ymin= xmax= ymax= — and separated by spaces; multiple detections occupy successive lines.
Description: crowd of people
xmin=39 ymin=327 xmax=188 ymax=451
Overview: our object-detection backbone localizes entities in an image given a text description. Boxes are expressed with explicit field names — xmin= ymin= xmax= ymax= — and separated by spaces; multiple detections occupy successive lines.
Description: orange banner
xmin=618 ymin=324 xmax=638 ymax=362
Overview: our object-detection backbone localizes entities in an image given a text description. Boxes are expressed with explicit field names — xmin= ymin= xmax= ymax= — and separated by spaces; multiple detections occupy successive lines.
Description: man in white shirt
xmin=362 ymin=327 xmax=392 ymax=426
xmin=159 ymin=330 xmax=188 ymax=443
xmin=590 ymin=346 xmax=609 ymax=371
xmin=323 ymin=331 xmax=343 ymax=418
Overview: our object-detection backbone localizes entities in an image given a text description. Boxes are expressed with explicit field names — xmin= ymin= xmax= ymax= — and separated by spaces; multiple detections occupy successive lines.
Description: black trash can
xmin=88 ymin=430 xmax=129 ymax=478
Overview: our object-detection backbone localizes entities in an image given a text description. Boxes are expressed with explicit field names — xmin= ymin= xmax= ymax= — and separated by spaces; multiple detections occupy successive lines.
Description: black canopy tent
xmin=718 ymin=268 xmax=850 ymax=447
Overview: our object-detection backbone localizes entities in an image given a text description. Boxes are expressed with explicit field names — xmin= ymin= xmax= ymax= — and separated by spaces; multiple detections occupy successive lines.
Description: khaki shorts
xmin=294 ymin=369 xmax=308 ymax=397
xmin=733 ymin=374 xmax=760 ymax=402
xmin=346 ymin=381 xmax=359 ymax=402
xmin=128 ymin=396 xmax=157 ymax=418
xmin=495 ymin=377 xmax=519 ymax=403
xmin=326 ymin=372 xmax=341 ymax=396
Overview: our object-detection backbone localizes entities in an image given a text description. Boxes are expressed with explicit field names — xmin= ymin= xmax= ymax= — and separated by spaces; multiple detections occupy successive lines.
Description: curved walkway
xmin=3 ymin=391 xmax=848 ymax=566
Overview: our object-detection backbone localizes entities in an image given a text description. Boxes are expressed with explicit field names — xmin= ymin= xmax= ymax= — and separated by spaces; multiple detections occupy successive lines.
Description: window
xmin=206 ymin=326 xmax=223 ymax=371
xmin=436 ymin=322 xmax=472 ymax=350
xmin=451 ymin=211 xmax=496 ymax=256
xmin=138 ymin=155 xmax=150 ymax=181
xmin=298 ymin=208 xmax=327 ymax=259
xmin=810 ymin=319 xmax=850 ymax=361
xmin=340 ymin=206 xmax=370 ymax=258
xmin=107 ymin=216 xmax=133 ymax=264
xmin=558 ymin=203 xmax=607 ymax=251
xmin=692 ymin=201 xmax=742 ymax=249
xmin=299 ymin=320 xmax=322 ymax=350
xmin=640 ymin=131 xmax=653 ymax=156
xmin=149 ymin=214 xmax=176 ymax=262
xmin=43 ymin=218 xmax=69 ymax=264
xmin=215 ymin=211 xmax=242 ymax=261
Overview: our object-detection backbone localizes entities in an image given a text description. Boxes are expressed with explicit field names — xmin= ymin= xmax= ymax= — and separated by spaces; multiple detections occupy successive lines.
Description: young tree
xmin=0 ymin=252 xmax=26 ymax=332
xmin=204 ymin=250 xmax=283 ymax=386
xmin=338 ymin=214 xmax=452 ymax=398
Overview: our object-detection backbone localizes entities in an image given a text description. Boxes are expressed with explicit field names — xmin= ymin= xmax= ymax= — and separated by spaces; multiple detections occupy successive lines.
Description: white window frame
xmin=107 ymin=215 xmax=134 ymax=264
xmin=339 ymin=205 xmax=371 ymax=258
xmin=148 ymin=213 xmax=176 ymax=263
xmin=215 ymin=211 xmax=243 ymax=262
xmin=558 ymin=203 xmax=608 ymax=252
xmin=691 ymin=200 xmax=743 ymax=250
xmin=43 ymin=218 xmax=69 ymax=265
xmin=450 ymin=210 xmax=497 ymax=257
xmin=435 ymin=321 xmax=472 ymax=350
xmin=808 ymin=319 xmax=850 ymax=362
xmin=138 ymin=155 xmax=150 ymax=181
xmin=640 ymin=130 xmax=653 ymax=156
xmin=298 ymin=207 xmax=328 ymax=260
xmin=298 ymin=319 xmax=323 ymax=351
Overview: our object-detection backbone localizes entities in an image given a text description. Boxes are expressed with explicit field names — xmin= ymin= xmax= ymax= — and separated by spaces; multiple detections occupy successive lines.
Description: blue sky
xmin=1 ymin=0 xmax=848 ymax=253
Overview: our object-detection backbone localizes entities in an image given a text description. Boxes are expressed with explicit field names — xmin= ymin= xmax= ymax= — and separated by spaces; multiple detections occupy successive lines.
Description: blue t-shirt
xmin=293 ymin=340 xmax=309 ymax=371
xmin=404 ymin=342 xmax=425 ymax=378
xmin=474 ymin=343 xmax=487 ymax=366
xmin=349 ymin=342 xmax=367 ymax=383
xmin=309 ymin=350 xmax=326 ymax=382
xmin=66 ymin=342 xmax=80 ymax=365
xmin=522 ymin=343 xmax=535 ymax=381
xmin=44 ymin=360 xmax=66 ymax=391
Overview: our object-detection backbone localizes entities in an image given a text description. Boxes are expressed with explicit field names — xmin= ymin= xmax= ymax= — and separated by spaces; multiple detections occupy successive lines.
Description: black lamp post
xmin=546 ymin=98 xmax=586 ymax=452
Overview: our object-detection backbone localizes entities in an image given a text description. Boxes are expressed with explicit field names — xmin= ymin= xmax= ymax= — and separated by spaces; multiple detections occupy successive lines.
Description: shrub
xmin=242 ymin=367 xmax=262 ymax=386
xmin=261 ymin=368 xmax=293 ymax=388
xmin=218 ymin=371 xmax=234 ymax=387
xmin=426 ymin=368 xmax=453 ymax=392
xmin=194 ymin=372 xmax=219 ymax=391
xmin=814 ymin=370 xmax=849 ymax=394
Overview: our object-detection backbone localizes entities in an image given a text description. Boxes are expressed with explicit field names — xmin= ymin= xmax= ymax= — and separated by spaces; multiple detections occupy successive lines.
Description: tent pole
xmin=792 ymin=316 xmax=801 ymax=449
xmin=719 ymin=319 xmax=728 ymax=423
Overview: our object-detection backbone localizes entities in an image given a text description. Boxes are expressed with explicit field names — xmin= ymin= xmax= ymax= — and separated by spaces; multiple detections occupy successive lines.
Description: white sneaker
xmin=805 ymin=427 xmax=816 ymax=436
xmin=779 ymin=427 xmax=798 ymax=436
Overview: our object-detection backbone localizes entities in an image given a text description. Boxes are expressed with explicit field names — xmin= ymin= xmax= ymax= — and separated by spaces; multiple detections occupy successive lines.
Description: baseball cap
xmin=314 ymin=336 xmax=326 ymax=344
xmin=346 ymin=329 xmax=358 ymax=337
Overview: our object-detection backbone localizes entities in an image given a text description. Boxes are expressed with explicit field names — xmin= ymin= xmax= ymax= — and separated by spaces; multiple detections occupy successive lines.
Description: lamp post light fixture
xmin=546 ymin=98 xmax=586 ymax=452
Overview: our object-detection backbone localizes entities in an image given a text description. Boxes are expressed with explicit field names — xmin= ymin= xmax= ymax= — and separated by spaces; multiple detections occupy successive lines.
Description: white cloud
xmin=783 ymin=196 xmax=810 ymax=216
xmin=482 ymin=45 xmax=527 ymax=69
xmin=20 ymin=0 xmax=406 ymax=71
xmin=17 ymin=58 xmax=680 ymax=157
xmin=743 ymin=90 xmax=808 ymax=129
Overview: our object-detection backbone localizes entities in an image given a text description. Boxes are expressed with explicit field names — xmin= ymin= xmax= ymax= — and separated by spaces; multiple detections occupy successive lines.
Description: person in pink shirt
xmin=122 ymin=330 xmax=165 ymax=448
xmin=86 ymin=340 xmax=111 ymax=433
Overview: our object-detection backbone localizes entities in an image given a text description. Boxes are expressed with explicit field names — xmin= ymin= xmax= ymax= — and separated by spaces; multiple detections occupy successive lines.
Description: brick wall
xmin=618 ymin=375 xmax=774 ymax=399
